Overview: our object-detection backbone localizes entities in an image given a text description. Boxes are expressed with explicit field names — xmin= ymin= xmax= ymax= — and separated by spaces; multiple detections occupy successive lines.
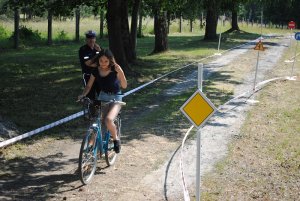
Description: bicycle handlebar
xmin=109 ymin=100 xmax=126 ymax=106
xmin=76 ymin=96 xmax=93 ymax=104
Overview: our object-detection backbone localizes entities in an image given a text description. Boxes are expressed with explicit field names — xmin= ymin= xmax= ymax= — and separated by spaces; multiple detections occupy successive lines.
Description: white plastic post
xmin=254 ymin=9 xmax=263 ymax=91
xmin=215 ymin=17 xmax=223 ymax=56
xmin=217 ymin=31 xmax=222 ymax=53
xmin=291 ymin=40 xmax=298 ymax=78
xmin=196 ymin=63 xmax=203 ymax=201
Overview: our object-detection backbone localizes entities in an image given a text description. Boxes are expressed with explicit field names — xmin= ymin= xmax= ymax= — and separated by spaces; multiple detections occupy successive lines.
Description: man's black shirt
xmin=78 ymin=44 xmax=99 ymax=74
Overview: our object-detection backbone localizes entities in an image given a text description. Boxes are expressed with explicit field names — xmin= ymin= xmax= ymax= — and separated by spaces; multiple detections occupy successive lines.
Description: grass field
xmin=0 ymin=18 xmax=297 ymax=138
xmin=0 ymin=17 xmax=294 ymax=38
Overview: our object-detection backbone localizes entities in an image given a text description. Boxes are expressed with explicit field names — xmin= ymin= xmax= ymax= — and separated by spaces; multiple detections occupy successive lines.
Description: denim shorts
xmin=97 ymin=91 xmax=123 ymax=102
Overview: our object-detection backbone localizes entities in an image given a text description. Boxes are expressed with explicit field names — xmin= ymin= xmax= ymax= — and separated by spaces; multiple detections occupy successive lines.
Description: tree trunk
xmin=231 ymin=6 xmax=239 ymax=31
xmin=137 ymin=0 xmax=143 ymax=38
xmin=130 ymin=0 xmax=141 ymax=60
xmin=167 ymin=12 xmax=170 ymax=34
xmin=179 ymin=14 xmax=182 ymax=33
xmin=47 ymin=10 xmax=53 ymax=45
xmin=190 ymin=19 xmax=193 ymax=32
xmin=14 ymin=7 xmax=19 ymax=49
xmin=121 ymin=0 xmax=134 ymax=63
xmin=200 ymin=12 xmax=204 ymax=30
xmin=204 ymin=2 xmax=218 ymax=40
xmin=107 ymin=0 xmax=130 ymax=73
xmin=28 ymin=10 xmax=32 ymax=20
xmin=153 ymin=10 xmax=168 ymax=53
xmin=100 ymin=10 xmax=104 ymax=38
xmin=75 ymin=8 xmax=80 ymax=42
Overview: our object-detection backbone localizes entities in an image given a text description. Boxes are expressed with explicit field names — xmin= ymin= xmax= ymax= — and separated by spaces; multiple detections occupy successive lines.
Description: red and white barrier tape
xmin=180 ymin=125 xmax=194 ymax=201
xmin=0 ymin=111 xmax=84 ymax=148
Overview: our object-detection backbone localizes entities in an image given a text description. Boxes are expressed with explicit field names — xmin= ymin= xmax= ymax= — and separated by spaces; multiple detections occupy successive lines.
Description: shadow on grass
xmin=0 ymin=43 xmax=86 ymax=131
xmin=120 ymin=65 xmax=241 ymax=143
xmin=133 ymin=30 xmax=262 ymax=57
xmin=167 ymin=30 xmax=261 ymax=52
xmin=0 ymin=153 xmax=80 ymax=201
xmin=0 ymin=30 xmax=272 ymax=133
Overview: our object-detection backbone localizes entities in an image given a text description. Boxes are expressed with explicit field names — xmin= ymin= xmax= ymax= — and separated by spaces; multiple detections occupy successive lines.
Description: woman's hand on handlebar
xmin=77 ymin=94 xmax=85 ymax=102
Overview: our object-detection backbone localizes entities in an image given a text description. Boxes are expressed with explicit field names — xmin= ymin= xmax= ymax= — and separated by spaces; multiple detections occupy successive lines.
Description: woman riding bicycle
xmin=78 ymin=49 xmax=127 ymax=153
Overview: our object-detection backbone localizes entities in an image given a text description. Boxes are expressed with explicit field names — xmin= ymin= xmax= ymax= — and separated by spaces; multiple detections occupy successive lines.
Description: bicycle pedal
xmin=97 ymin=152 xmax=105 ymax=158
xmin=85 ymin=146 xmax=93 ymax=153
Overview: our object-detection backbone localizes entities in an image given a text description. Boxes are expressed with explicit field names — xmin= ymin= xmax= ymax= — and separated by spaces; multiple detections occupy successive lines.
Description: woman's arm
xmin=78 ymin=75 xmax=96 ymax=99
xmin=115 ymin=64 xmax=127 ymax=89
xmin=85 ymin=60 xmax=97 ymax=68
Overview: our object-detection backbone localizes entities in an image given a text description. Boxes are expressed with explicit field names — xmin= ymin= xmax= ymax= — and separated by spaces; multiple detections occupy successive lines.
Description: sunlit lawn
xmin=0 ymin=17 xmax=295 ymax=134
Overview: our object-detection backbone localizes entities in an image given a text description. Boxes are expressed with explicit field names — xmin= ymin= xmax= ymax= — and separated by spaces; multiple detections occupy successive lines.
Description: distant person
xmin=78 ymin=49 xmax=127 ymax=153
xmin=78 ymin=30 xmax=102 ymax=100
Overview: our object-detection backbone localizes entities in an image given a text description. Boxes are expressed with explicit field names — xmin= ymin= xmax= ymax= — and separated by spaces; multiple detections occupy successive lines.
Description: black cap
xmin=85 ymin=30 xmax=96 ymax=38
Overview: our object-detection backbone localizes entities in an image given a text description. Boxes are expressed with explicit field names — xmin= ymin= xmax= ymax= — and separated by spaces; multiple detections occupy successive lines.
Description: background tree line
xmin=0 ymin=0 xmax=299 ymax=73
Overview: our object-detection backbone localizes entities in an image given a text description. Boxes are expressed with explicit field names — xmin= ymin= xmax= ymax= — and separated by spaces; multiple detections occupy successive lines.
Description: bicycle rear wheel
xmin=105 ymin=116 xmax=121 ymax=166
xmin=78 ymin=129 xmax=98 ymax=184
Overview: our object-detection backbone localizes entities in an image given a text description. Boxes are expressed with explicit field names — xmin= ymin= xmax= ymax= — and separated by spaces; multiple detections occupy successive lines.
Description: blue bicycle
xmin=78 ymin=97 xmax=125 ymax=184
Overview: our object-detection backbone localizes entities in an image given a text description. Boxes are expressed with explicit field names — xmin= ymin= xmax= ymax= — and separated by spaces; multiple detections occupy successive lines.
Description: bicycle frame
xmin=90 ymin=105 xmax=111 ymax=157
xmin=78 ymin=97 xmax=125 ymax=185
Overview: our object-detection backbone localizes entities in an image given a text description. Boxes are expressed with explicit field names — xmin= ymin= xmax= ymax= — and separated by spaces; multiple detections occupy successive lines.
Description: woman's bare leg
xmin=105 ymin=104 xmax=121 ymax=140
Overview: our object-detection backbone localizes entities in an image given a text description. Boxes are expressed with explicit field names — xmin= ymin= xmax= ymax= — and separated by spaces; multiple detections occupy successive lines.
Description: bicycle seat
xmin=101 ymin=100 xmax=126 ymax=107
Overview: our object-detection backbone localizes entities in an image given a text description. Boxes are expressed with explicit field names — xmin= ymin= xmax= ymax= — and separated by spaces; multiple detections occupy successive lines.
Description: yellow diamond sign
xmin=254 ymin=40 xmax=265 ymax=51
xmin=180 ymin=90 xmax=217 ymax=128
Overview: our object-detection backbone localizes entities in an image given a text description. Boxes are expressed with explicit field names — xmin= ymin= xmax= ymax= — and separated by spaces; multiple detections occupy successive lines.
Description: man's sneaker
xmin=113 ymin=140 xmax=121 ymax=153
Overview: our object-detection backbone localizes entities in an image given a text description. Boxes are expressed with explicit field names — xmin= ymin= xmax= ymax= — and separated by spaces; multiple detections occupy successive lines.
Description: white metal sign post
xmin=253 ymin=10 xmax=264 ymax=91
xmin=217 ymin=26 xmax=222 ymax=54
xmin=285 ymin=21 xmax=296 ymax=62
xmin=198 ymin=63 xmax=203 ymax=91
xmin=180 ymin=63 xmax=217 ymax=201
xmin=288 ymin=21 xmax=296 ymax=47
xmin=253 ymin=40 xmax=265 ymax=90
xmin=253 ymin=50 xmax=261 ymax=90
xmin=196 ymin=64 xmax=203 ymax=201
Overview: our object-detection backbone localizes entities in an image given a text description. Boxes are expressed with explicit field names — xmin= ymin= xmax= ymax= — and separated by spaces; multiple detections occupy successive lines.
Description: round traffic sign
xmin=288 ymin=21 xmax=296 ymax=29
xmin=295 ymin=32 xmax=300 ymax=41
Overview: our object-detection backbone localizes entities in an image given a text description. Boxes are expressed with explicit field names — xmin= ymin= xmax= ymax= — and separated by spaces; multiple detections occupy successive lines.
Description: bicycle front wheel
xmin=78 ymin=129 xmax=98 ymax=185
xmin=105 ymin=116 xmax=121 ymax=166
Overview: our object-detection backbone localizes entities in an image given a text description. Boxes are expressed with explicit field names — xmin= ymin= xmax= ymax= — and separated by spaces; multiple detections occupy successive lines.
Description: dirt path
xmin=133 ymin=36 xmax=291 ymax=201
xmin=0 ymin=36 xmax=291 ymax=201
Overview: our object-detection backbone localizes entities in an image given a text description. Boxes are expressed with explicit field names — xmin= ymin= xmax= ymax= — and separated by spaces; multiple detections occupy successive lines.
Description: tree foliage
xmin=1 ymin=0 xmax=300 ymax=52
xmin=181 ymin=0 xmax=202 ymax=21
xmin=239 ymin=0 xmax=300 ymax=27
